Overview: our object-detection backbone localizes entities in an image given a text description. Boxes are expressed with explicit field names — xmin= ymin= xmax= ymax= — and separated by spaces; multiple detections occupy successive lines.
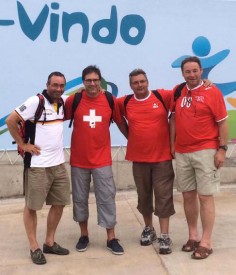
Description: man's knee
xmin=183 ymin=190 xmax=197 ymax=201
xmin=198 ymin=194 xmax=214 ymax=204
xmin=51 ymin=205 xmax=65 ymax=214
xmin=24 ymin=205 xmax=36 ymax=214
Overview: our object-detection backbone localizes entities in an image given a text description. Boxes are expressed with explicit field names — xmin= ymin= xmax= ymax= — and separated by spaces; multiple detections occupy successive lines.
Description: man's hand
xmin=21 ymin=143 xmax=41 ymax=155
xmin=77 ymin=87 xmax=84 ymax=93
xmin=214 ymin=149 xmax=226 ymax=169
xmin=170 ymin=144 xmax=175 ymax=159
xmin=203 ymin=79 xmax=213 ymax=87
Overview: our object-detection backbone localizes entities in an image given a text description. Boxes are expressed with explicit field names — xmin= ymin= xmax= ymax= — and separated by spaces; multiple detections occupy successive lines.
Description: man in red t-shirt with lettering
xmin=170 ymin=56 xmax=228 ymax=259
xmin=65 ymin=65 xmax=128 ymax=255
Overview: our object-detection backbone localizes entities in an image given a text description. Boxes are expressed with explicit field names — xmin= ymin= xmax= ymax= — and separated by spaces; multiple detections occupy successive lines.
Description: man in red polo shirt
xmin=170 ymin=56 xmax=228 ymax=259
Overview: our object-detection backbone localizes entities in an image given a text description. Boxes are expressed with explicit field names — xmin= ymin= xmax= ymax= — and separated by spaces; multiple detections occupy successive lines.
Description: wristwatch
xmin=218 ymin=145 xmax=228 ymax=151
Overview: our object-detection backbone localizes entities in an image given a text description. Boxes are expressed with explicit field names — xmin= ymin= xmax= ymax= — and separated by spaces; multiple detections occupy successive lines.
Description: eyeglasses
xmin=84 ymin=79 xmax=100 ymax=84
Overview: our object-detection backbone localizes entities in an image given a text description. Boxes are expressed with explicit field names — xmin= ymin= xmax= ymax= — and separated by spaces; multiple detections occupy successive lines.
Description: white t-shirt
xmin=15 ymin=94 xmax=67 ymax=167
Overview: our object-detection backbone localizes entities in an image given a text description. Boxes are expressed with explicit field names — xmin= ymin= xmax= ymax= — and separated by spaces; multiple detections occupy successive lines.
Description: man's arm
xmin=116 ymin=117 xmax=128 ymax=139
xmin=113 ymin=96 xmax=128 ymax=139
xmin=5 ymin=112 xmax=40 ymax=155
xmin=169 ymin=113 xmax=176 ymax=158
xmin=214 ymin=118 xmax=229 ymax=169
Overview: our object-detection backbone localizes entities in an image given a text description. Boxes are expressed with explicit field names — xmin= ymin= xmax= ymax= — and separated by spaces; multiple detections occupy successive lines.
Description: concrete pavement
xmin=1 ymin=185 xmax=236 ymax=275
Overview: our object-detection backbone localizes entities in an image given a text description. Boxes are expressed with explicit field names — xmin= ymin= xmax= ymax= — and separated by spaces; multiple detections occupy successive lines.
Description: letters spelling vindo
xmin=0 ymin=2 xmax=146 ymax=45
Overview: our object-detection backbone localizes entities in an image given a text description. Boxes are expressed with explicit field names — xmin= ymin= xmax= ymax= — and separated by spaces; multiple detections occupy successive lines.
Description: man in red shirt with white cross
xmin=65 ymin=65 xmax=128 ymax=255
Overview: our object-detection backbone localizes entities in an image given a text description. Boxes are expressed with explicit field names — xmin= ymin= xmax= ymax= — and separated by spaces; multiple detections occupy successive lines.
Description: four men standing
xmin=6 ymin=57 xmax=228 ymax=263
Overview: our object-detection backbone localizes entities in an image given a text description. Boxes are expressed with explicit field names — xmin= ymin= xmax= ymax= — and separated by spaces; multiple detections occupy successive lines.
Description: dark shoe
xmin=158 ymin=237 xmax=173 ymax=254
xmin=140 ymin=226 xmax=157 ymax=246
xmin=107 ymin=238 xmax=124 ymax=255
xmin=43 ymin=242 xmax=69 ymax=255
xmin=30 ymin=248 xmax=46 ymax=265
xmin=76 ymin=236 xmax=89 ymax=252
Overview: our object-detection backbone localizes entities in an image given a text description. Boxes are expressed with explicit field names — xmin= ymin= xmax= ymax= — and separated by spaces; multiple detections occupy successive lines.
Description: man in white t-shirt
xmin=6 ymin=72 xmax=70 ymax=265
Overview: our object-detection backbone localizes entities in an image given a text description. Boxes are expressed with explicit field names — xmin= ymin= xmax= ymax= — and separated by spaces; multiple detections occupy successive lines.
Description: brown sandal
xmin=182 ymin=239 xmax=200 ymax=252
xmin=191 ymin=246 xmax=213 ymax=259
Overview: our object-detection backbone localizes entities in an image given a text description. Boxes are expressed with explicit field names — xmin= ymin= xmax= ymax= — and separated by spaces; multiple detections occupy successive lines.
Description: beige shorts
xmin=175 ymin=149 xmax=220 ymax=195
xmin=24 ymin=164 xmax=71 ymax=210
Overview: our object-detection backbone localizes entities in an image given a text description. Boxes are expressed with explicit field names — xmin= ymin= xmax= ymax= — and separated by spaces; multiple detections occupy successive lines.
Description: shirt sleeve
xmin=169 ymin=84 xmax=180 ymax=113
xmin=156 ymin=89 xmax=173 ymax=111
xmin=64 ymin=94 xmax=75 ymax=120
xmin=210 ymin=87 xmax=228 ymax=122
xmin=116 ymin=96 xmax=126 ymax=117
xmin=15 ymin=96 xmax=40 ymax=121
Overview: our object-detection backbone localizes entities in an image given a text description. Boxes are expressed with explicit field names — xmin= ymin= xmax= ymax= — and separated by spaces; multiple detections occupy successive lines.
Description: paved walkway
xmin=1 ymin=185 xmax=236 ymax=275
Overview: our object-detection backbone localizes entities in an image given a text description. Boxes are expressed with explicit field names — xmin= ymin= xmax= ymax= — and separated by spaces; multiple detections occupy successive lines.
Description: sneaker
xmin=107 ymin=238 xmax=124 ymax=255
xmin=158 ymin=236 xmax=172 ymax=254
xmin=140 ymin=226 xmax=157 ymax=246
xmin=76 ymin=236 xmax=89 ymax=252
xmin=43 ymin=242 xmax=69 ymax=255
xmin=30 ymin=248 xmax=46 ymax=265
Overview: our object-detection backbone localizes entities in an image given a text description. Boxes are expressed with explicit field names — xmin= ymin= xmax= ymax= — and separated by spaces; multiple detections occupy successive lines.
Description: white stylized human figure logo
xmin=83 ymin=109 xmax=102 ymax=128
xmin=172 ymin=36 xmax=236 ymax=141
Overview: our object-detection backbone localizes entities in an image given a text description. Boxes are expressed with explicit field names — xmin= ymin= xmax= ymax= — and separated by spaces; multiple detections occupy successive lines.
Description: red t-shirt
xmin=65 ymin=92 xmax=123 ymax=168
xmin=117 ymin=89 xmax=173 ymax=162
xmin=171 ymin=84 xmax=228 ymax=153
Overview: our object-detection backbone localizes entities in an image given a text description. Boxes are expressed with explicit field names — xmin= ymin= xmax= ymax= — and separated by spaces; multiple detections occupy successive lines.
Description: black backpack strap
xmin=171 ymin=82 xmax=186 ymax=114
xmin=69 ymin=92 xmax=83 ymax=128
xmin=104 ymin=91 xmax=114 ymax=110
xmin=35 ymin=93 xmax=46 ymax=124
xmin=174 ymin=82 xmax=186 ymax=101
xmin=124 ymin=94 xmax=133 ymax=114
xmin=151 ymin=90 xmax=168 ymax=113
xmin=104 ymin=91 xmax=114 ymax=124
xmin=23 ymin=94 xmax=45 ymax=167
xmin=58 ymin=97 xmax=65 ymax=118
xmin=124 ymin=91 xmax=167 ymax=113
xmin=69 ymin=91 xmax=115 ymax=127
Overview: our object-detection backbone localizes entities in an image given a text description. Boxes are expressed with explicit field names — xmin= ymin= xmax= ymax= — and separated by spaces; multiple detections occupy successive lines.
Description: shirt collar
xmin=134 ymin=90 xmax=151 ymax=101
xmin=186 ymin=80 xmax=204 ymax=91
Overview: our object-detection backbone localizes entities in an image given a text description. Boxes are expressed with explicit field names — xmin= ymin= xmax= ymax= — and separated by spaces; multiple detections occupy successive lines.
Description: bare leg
xmin=23 ymin=206 xmax=39 ymax=251
xmin=45 ymin=205 xmax=64 ymax=246
xmin=198 ymin=194 xmax=215 ymax=249
xmin=79 ymin=220 xmax=89 ymax=237
xmin=107 ymin=228 xmax=115 ymax=241
xmin=143 ymin=213 xmax=153 ymax=228
xmin=182 ymin=190 xmax=200 ymax=241
xmin=159 ymin=217 xmax=169 ymax=234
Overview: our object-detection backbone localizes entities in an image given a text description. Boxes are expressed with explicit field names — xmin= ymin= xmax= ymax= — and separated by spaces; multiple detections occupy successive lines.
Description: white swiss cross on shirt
xmin=83 ymin=109 xmax=102 ymax=128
